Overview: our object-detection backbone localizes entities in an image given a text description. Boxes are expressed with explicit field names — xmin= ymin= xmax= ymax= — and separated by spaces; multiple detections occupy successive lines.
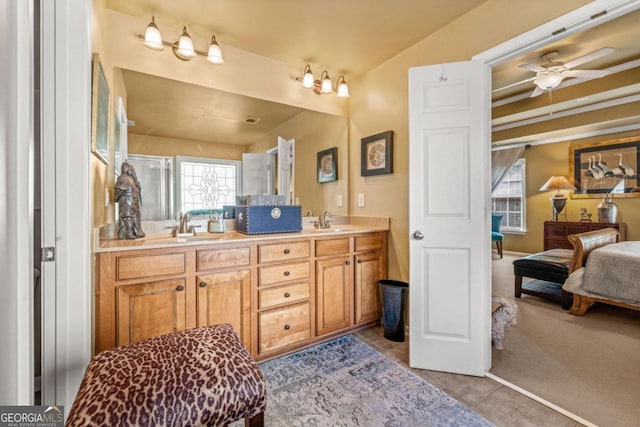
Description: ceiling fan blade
xmin=492 ymin=76 xmax=537 ymax=93
xmin=519 ymin=63 xmax=546 ymax=72
xmin=530 ymin=86 xmax=545 ymax=98
xmin=564 ymin=47 xmax=614 ymax=69
xmin=564 ymin=69 xmax=610 ymax=78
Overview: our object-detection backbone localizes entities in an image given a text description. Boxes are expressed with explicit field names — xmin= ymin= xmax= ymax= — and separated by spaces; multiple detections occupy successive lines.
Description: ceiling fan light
xmin=176 ymin=27 xmax=196 ymax=59
xmin=320 ymin=70 xmax=332 ymax=93
xmin=206 ymin=35 xmax=224 ymax=64
xmin=534 ymin=73 xmax=564 ymax=90
xmin=143 ymin=16 xmax=163 ymax=50
xmin=302 ymin=65 xmax=314 ymax=88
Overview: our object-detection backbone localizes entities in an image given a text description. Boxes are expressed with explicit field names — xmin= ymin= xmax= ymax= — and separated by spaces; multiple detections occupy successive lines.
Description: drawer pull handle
xmin=283 ymin=249 xmax=290 ymax=254
xmin=199 ymin=281 xmax=207 ymax=288
xmin=284 ymin=271 xmax=290 ymax=276
xmin=284 ymin=324 xmax=291 ymax=330
xmin=345 ymin=260 xmax=350 ymax=265
xmin=176 ymin=285 xmax=185 ymax=291
xmin=284 ymin=292 xmax=291 ymax=298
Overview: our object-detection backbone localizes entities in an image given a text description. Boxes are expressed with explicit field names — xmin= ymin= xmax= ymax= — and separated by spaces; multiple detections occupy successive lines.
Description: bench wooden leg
xmin=514 ymin=275 xmax=523 ymax=298
xmin=245 ymin=412 xmax=264 ymax=427
xmin=561 ymin=290 xmax=572 ymax=310
xmin=496 ymin=241 xmax=503 ymax=258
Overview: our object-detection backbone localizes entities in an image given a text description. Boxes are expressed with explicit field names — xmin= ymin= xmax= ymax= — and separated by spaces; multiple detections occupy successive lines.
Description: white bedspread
xmin=581 ymin=242 xmax=640 ymax=303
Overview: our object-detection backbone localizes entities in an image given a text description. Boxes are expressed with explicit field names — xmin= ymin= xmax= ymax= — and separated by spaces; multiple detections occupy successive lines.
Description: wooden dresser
xmin=543 ymin=221 xmax=626 ymax=250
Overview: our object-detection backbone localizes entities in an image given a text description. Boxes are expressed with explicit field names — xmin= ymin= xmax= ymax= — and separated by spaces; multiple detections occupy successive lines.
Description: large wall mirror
xmin=120 ymin=69 xmax=349 ymax=220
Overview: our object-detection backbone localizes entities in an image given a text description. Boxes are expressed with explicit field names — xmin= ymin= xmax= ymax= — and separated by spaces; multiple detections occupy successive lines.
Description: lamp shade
xmin=176 ymin=27 xmax=196 ymax=59
xmin=302 ymin=65 xmax=314 ymax=88
xmin=320 ymin=71 xmax=332 ymax=93
xmin=534 ymin=73 xmax=564 ymax=90
xmin=143 ymin=17 xmax=163 ymax=50
xmin=336 ymin=75 xmax=349 ymax=97
xmin=539 ymin=176 xmax=576 ymax=193
xmin=206 ymin=35 xmax=224 ymax=64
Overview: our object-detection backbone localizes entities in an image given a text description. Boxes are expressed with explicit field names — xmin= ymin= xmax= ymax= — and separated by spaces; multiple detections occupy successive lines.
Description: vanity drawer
xmin=117 ymin=253 xmax=185 ymax=281
xmin=259 ymin=302 xmax=311 ymax=354
xmin=315 ymin=238 xmax=350 ymax=257
xmin=259 ymin=261 xmax=310 ymax=285
xmin=355 ymin=234 xmax=383 ymax=252
xmin=259 ymin=241 xmax=310 ymax=263
xmin=259 ymin=282 xmax=310 ymax=309
xmin=197 ymin=246 xmax=250 ymax=271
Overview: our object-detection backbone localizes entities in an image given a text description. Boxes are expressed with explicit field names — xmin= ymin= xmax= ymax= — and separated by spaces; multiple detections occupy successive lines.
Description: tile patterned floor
xmin=354 ymin=325 xmax=583 ymax=427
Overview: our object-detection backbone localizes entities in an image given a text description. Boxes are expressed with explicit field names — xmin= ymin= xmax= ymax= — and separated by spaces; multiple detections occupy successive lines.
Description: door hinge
xmin=42 ymin=247 xmax=55 ymax=262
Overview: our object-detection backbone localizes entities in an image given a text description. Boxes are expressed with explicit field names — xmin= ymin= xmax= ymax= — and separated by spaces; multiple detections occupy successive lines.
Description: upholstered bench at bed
xmin=67 ymin=324 xmax=266 ymax=427
xmin=513 ymin=249 xmax=573 ymax=309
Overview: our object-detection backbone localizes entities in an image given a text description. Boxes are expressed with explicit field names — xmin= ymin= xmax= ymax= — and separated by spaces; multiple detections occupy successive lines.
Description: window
xmin=492 ymin=158 xmax=526 ymax=232
xmin=176 ymin=156 xmax=241 ymax=213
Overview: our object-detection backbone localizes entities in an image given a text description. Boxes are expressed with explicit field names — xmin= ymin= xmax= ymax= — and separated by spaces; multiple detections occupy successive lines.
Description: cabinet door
xmin=197 ymin=269 xmax=251 ymax=348
xmin=354 ymin=251 xmax=383 ymax=324
xmin=117 ymin=279 xmax=187 ymax=347
xmin=316 ymin=256 xmax=352 ymax=335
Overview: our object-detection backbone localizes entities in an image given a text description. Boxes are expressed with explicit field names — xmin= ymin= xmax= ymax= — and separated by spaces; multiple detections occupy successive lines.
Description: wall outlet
xmin=358 ymin=193 xmax=365 ymax=207
xmin=337 ymin=194 xmax=343 ymax=207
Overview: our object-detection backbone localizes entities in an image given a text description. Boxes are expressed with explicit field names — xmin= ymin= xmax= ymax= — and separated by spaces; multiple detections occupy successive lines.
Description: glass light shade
xmin=302 ymin=68 xmax=314 ymax=89
xmin=336 ymin=76 xmax=349 ymax=97
xmin=206 ymin=36 xmax=224 ymax=64
xmin=534 ymin=73 xmax=564 ymax=90
xmin=143 ymin=17 xmax=163 ymax=50
xmin=320 ymin=71 xmax=332 ymax=93
xmin=176 ymin=27 xmax=196 ymax=59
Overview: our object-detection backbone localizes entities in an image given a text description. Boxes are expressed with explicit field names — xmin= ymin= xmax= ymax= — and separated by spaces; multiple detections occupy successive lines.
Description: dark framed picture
xmin=317 ymin=147 xmax=338 ymax=183
xmin=570 ymin=135 xmax=640 ymax=198
xmin=91 ymin=53 xmax=110 ymax=165
xmin=361 ymin=130 xmax=393 ymax=176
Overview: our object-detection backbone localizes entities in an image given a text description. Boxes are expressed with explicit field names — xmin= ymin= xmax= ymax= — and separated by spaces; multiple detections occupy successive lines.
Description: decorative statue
xmin=114 ymin=161 xmax=146 ymax=239
xmin=579 ymin=208 xmax=592 ymax=223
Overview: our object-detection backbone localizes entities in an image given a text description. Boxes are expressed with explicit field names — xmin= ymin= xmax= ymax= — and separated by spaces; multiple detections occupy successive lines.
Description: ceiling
xmin=109 ymin=1 xmax=640 ymax=146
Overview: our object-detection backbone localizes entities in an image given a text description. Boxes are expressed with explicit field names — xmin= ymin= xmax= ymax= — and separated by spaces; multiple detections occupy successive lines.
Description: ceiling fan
xmin=496 ymin=47 xmax=614 ymax=97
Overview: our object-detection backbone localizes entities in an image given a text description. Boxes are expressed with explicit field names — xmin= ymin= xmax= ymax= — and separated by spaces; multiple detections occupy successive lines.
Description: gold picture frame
xmin=91 ymin=53 xmax=110 ymax=165
xmin=570 ymin=135 xmax=640 ymax=198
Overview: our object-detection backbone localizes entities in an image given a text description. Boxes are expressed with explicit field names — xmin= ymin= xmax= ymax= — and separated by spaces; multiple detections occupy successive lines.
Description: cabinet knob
xmin=176 ymin=285 xmax=185 ymax=291
xmin=284 ymin=292 xmax=291 ymax=298
xmin=284 ymin=324 xmax=291 ymax=330
xmin=345 ymin=260 xmax=350 ymax=265
xmin=284 ymin=271 xmax=290 ymax=276
xmin=283 ymin=248 xmax=290 ymax=254
xmin=199 ymin=281 xmax=207 ymax=288
xmin=357 ymin=259 xmax=362 ymax=264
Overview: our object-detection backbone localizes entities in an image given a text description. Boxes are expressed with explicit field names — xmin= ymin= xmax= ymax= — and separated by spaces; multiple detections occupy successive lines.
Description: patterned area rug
xmin=257 ymin=335 xmax=494 ymax=426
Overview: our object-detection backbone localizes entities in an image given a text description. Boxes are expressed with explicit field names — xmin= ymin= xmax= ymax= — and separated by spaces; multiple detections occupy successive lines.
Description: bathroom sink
xmin=311 ymin=228 xmax=343 ymax=233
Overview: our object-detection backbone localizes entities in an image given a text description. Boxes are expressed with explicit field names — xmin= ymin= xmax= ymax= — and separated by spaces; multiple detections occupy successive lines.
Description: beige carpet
xmin=490 ymin=252 xmax=640 ymax=427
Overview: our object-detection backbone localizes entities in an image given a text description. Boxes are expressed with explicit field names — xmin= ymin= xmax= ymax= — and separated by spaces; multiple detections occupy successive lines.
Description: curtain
xmin=491 ymin=146 xmax=525 ymax=193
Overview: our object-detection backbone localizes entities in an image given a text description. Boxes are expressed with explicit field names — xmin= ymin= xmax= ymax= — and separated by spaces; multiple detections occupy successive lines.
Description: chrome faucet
xmin=172 ymin=212 xmax=198 ymax=237
xmin=179 ymin=212 xmax=190 ymax=234
xmin=317 ymin=210 xmax=333 ymax=229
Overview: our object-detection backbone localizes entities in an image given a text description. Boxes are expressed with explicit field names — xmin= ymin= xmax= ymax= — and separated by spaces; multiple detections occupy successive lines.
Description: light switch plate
xmin=358 ymin=193 xmax=365 ymax=207
xmin=337 ymin=194 xmax=343 ymax=207
xmin=105 ymin=188 xmax=110 ymax=208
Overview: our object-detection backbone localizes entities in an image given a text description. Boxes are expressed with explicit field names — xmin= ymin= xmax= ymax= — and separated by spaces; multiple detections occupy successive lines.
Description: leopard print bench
xmin=67 ymin=324 xmax=266 ymax=426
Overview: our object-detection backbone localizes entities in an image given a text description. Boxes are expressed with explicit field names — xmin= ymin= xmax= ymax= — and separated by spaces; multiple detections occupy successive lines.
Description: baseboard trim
xmin=485 ymin=372 xmax=598 ymax=427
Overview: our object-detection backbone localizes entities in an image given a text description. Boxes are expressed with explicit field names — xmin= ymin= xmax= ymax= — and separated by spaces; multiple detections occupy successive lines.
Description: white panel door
xmin=242 ymin=153 xmax=269 ymax=195
xmin=408 ymin=61 xmax=491 ymax=376
xmin=277 ymin=137 xmax=295 ymax=204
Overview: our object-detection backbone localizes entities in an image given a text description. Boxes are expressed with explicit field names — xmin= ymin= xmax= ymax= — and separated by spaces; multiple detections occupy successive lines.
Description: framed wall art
xmin=570 ymin=135 xmax=640 ymax=198
xmin=317 ymin=147 xmax=338 ymax=183
xmin=91 ymin=53 xmax=110 ymax=165
xmin=361 ymin=130 xmax=393 ymax=176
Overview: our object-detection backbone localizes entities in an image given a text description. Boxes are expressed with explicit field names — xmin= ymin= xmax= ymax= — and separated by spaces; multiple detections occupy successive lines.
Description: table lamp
xmin=539 ymin=176 xmax=576 ymax=221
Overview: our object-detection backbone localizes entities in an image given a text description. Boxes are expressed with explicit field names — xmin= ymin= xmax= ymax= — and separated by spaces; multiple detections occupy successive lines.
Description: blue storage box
xmin=235 ymin=205 xmax=302 ymax=235
xmin=223 ymin=205 xmax=236 ymax=219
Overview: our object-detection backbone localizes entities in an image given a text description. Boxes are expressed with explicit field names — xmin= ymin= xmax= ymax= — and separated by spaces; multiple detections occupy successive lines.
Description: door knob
xmin=413 ymin=230 xmax=424 ymax=240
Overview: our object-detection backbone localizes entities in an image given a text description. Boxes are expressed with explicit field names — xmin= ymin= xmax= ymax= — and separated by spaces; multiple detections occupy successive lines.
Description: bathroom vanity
xmin=94 ymin=218 xmax=388 ymax=360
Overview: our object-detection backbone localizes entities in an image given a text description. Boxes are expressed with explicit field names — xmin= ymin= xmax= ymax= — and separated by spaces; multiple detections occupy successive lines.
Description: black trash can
xmin=378 ymin=280 xmax=409 ymax=342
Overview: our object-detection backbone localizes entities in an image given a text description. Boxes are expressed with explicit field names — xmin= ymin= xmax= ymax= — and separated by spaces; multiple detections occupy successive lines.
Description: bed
xmin=563 ymin=227 xmax=640 ymax=316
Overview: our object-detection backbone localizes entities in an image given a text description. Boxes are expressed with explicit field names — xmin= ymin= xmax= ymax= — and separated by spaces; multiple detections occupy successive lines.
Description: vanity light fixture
xmin=297 ymin=64 xmax=349 ymax=97
xmin=140 ymin=16 xmax=224 ymax=64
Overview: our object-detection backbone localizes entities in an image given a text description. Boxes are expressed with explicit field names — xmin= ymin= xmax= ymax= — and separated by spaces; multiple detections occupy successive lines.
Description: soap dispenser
xmin=208 ymin=212 xmax=224 ymax=233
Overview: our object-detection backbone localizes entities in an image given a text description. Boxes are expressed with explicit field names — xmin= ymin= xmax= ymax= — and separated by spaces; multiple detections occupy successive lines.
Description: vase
xmin=597 ymin=194 xmax=618 ymax=223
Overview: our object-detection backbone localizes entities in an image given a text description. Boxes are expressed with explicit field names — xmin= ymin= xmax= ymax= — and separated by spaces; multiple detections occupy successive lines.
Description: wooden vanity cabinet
xmin=256 ymin=240 xmax=312 ymax=356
